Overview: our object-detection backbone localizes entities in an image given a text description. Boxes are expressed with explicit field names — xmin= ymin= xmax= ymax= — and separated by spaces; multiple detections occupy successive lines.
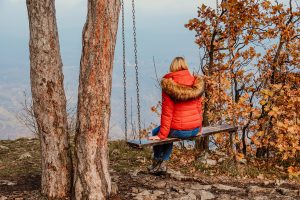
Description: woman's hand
xmin=148 ymin=136 xmax=161 ymax=140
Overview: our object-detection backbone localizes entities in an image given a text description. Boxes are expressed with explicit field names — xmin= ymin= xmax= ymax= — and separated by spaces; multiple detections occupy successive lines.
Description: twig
xmin=152 ymin=56 xmax=161 ymax=88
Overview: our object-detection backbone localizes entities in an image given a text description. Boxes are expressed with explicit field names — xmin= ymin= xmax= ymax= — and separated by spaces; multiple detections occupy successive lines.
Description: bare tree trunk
xmin=196 ymin=99 xmax=209 ymax=150
xmin=74 ymin=0 xmax=120 ymax=199
xmin=26 ymin=0 xmax=72 ymax=199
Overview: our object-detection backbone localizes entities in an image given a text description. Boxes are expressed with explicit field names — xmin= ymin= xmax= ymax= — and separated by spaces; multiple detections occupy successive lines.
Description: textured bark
xmin=195 ymin=101 xmax=210 ymax=151
xmin=195 ymin=25 xmax=220 ymax=151
xmin=26 ymin=0 xmax=72 ymax=199
xmin=74 ymin=0 xmax=120 ymax=199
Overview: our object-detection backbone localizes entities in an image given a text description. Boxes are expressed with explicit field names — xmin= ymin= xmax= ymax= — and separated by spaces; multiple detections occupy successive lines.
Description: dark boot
xmin=156 ymin=160 xmax=167 ymax=174
xmin=149 ymin=160 xmax=167 ymax=175
xmin=147 ymin=159 xmax=161 ymax=172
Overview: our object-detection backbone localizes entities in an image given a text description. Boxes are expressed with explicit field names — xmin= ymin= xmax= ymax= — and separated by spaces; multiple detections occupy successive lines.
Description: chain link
xmin=131 ymin=0 xmax=142 ymax=143
xmin=121 ymin=0 xmax=128 ymax=141
xmin=216 ymin=0 xmax=222 ymax=125
xmin=227 ymin=0 xmax=237 ymax=127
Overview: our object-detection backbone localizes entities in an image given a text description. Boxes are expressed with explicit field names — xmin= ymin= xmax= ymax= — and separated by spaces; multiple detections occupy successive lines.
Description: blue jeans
xmin=152 ymin=126 xmax=199 ymax=161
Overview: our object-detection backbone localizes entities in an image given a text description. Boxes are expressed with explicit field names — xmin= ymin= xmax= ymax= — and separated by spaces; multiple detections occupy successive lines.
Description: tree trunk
xmin=195 ymin=89 xmax=210 ymax=151
xmin=26 ymin=0 xmax=72 ymax=199
xmin=73 ymin=0 xmax=120 ymax=199
xmin=195 ymin=27 xmax=218 ymax=151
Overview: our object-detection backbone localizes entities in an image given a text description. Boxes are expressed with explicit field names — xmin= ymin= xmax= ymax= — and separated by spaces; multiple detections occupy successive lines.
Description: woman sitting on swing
xmin=148 ymin=57 xmax=204 ymax=174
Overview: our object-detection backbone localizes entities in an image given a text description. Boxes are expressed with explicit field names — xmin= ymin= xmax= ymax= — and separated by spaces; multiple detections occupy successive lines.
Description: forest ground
xmin=0 ymin=138 xmax=299 ymax=199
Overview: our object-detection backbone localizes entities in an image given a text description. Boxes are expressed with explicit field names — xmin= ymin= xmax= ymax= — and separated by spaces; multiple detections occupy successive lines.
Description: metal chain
xmin=227 ymin=0 xmax=237 ymax=127
xmin=216 ymin=0 xmax=222 ymax=125
xmin=131 ymin=0 xmax=142 ymax=143
xmin=121 ymin=0 xmax=128 ymax=141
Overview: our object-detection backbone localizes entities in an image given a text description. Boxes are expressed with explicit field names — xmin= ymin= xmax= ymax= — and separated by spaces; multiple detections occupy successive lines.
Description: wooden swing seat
xmin=127 ymin=124 xmax=237 ymax=148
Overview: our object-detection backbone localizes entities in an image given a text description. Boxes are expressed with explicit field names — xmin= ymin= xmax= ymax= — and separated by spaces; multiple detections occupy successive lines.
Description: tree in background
xmin=186 ymin=0 xmax=299 ymax=162
xmin=73 ymin=0 xmax=121 ymax=199
xmin=186 ymin=0 xmax=262 ymax=153
xmin=26 ymin=0 xmax=72 ymax=199
xmin=253 ymin=0 xmax=300 ymax=160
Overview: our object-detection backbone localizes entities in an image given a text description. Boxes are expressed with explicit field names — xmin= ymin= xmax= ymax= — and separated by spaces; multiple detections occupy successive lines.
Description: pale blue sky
xmin=0 ymin=0 xmax=215 ymax=139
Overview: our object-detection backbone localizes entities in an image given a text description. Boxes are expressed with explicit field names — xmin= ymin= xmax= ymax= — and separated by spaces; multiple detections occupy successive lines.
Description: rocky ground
xmin=1 ymin=169 xmax=299 ymax=200
xmin=114 ymin=168 xmax=300 ymax=200
xmin=0 ymin=138 xmax=299 ymax=199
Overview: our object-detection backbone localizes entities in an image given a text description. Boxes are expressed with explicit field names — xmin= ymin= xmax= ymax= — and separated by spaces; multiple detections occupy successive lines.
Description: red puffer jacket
xmin=157 ymin=70 xmax=204 ymax=139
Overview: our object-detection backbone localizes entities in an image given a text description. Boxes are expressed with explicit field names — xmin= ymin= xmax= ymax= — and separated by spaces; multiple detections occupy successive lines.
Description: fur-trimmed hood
xmin=161 ymin=76 xmax=205 ymax=102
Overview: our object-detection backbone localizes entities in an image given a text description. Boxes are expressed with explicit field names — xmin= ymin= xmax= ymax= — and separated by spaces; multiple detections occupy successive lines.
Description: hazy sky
xmin=0 ymin=0 xmax=215 ymax=139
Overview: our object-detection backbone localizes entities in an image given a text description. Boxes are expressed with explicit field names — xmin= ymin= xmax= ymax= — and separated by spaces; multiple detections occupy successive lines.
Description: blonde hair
xmin=169 ymin=57 xmax=189 ymax=72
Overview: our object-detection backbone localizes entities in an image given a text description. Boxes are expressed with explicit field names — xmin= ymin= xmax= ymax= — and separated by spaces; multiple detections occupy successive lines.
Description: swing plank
xmin=127 ymin=124 xmax=237 ymax=148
